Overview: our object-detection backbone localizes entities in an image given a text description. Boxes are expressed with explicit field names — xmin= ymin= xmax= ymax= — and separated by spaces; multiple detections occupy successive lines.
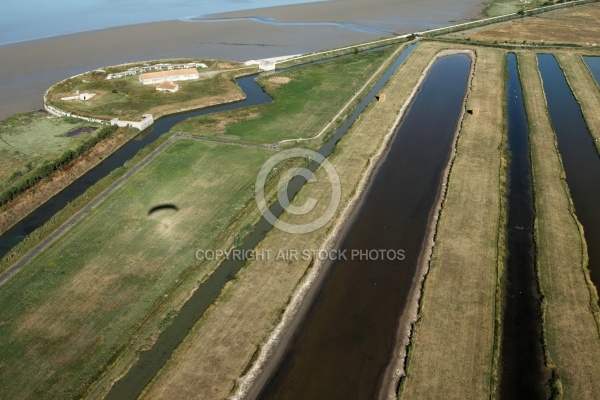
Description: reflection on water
xmin=260 ymin=54 xmax=472 ymax=400
xmin=499 ymin=53 xmax=549 ymax=400
xmin=537 ymin=53 xmax=600 ymax=297
xmin=583 ymin=56 xmax=600 ymax=86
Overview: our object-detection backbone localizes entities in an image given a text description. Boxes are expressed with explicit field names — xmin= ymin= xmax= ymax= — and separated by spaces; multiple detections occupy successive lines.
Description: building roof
xmin=156 ymin=81 xmax=179 ymax=91
xmin=140 ymin=68 xmax=199 ymax=80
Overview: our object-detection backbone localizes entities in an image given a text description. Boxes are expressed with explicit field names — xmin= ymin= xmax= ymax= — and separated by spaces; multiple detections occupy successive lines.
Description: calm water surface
xmin=260 ymin=53 xmax=472 ymax=400
xmin=537 ymin=53 xmax=600 ymax=299
xmin=0 ymin=0 xmax=322 ymax=45
xmin=499 ymin=53 xmax=549 ymax=400
xmin=583 ymin=56 xmax=600 ymax=86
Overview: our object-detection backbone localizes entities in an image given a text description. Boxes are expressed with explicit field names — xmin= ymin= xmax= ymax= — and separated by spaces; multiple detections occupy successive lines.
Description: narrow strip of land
xmin=137 ymin=42 xmax=447 ymax=400
xmin=519 ymin=51 xmax=600 ymax=399
xmin=555 ymin=52 xmax=600 ymax=153
xmin=399 ymin=47 xmax=505 ymax=399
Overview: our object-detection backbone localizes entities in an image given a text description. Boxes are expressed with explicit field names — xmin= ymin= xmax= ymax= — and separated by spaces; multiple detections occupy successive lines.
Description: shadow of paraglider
xmin=148 ymin=204 xmax=179 ymax=216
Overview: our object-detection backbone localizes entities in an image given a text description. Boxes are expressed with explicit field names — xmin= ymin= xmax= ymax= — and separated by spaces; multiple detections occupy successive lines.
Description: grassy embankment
xmin=137 ymin=42 xmax=455 ymax=400
xmin=399 ymin=47 xmax=506 ymax=399
xmin=518 ymin=52 xmax=600 ymax=399
xmin=0 ymin=112 xmax=102 ymax=189
xmin=555 ymin=53 xmax=600 ymax=153
xmin=171 ymin=47 xmax=396 ymax=145
xmin=450 ymin=2 xmax=600 ymax=45
xmin=484 ymin=0 xmax=548 ymax=17
xmin=0 ymin=140 xmax=274 ymax=399
xmin=46 ymin=59 xmax=254 ymax=121
xmin=0 ymin=48 xmax=397 ymax=399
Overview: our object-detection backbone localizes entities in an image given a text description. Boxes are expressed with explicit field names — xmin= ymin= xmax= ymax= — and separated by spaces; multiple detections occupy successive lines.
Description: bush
xmin=0 ymin=125 xmax=118 ymax=206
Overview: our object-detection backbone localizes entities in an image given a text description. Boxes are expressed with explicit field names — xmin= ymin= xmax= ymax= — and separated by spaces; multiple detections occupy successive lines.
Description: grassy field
xmin=399 ymin=47 xmax=505 ymax=399
xmin=555 ymin=52 xmax=600 ymax=153
xmin=448 ymin=2 xmax=600 ymax=45
xmin=0 ymin=112 xmax=102 ymax=190
xmin=484 ymin=0 xmax=547 ymax=17
xmin=0 ymin=140 xmax=274 ymax=399
xmin=137 ymin=42 xmax=459 ymax=400
xmin=519 ymin=51 xmax=600 ymax=399
xmin=171 ymin=47 xmax=396 ymax=144
xmin=47 ymin=60 xmax=251 ymax=121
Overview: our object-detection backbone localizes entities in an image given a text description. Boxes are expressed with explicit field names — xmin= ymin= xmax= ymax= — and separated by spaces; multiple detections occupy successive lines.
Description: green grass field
xmin=0 ymin=139 xmax=273 ymax=399
xmin=0 ymin=112 xmax=102 ymax=190
xmin=171 ymin=47 xmax=396 ymax=144
xmin=47 ymin=59 xmax=250 ymax=121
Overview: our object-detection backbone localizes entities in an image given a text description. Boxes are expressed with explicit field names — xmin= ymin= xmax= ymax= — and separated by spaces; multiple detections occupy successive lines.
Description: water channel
xmin=583 ymin=56 xmax=600 ymax=86
xmin=105 ymin=44 xmax=417 ymax=399
xmin=0 ymin=76 xmax=272 ymax=260
xmin=259 ymin=53 xmax=472 ymax=400
xmin=498 ymin=53 xmax=549 ymax=400
xmin=537 ymin=54 xmax=600 ymax=298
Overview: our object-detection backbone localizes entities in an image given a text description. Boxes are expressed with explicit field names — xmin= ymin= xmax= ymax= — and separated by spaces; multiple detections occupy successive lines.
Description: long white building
xmin=139 ymin=68 xmax=200 ymax=85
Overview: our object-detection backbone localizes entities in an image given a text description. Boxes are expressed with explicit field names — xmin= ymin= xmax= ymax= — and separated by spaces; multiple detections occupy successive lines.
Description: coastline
xmin=0 ymin=0 xmax=485 ymax=122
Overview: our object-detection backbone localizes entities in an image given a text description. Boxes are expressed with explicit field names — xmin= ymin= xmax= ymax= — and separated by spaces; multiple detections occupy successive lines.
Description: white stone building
xmin=139 ymin=68 xmax=200 ymax=85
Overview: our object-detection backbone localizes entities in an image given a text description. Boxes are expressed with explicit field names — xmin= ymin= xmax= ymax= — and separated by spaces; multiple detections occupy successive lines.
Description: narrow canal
xmin=537 ymin=54 xmax=600 ymax=297
xmin=0 ymin=76 xmax=272 ymax=259
xmin=258 ymin=53 xmax=472 ymax=400
xmin=498 ymin=53 xmax=549 ymax=400
xmin=105 ymin=44 xmax=417 ymax=399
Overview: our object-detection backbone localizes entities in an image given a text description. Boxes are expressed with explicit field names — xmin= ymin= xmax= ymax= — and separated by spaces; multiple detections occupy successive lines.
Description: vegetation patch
xmin=0 ymin=140 xmax=274 ymax=399
xmin=171 ymin=47 xmax=396 ymax=144
xmin=0 ymin=112 xmax=107 ymax=206
xmin=46 ymin=59 xmax=252 ymax=121
xmin=400 ymin=46 xmax=505 ymax=399
xmin=518 ymin=51 xmax=600 ymax=399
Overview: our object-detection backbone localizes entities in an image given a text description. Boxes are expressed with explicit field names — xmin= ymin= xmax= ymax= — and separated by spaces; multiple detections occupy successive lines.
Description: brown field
xmin=555 ymin=52 xmax=600 ymax=154
xmin=138 ymin=42 xmax=452 ymax=400
xmin=399 ymin=47 xmax=505 ymax=399
xmin=446 ymin=3 xmax=600 ymax=45
xmin=518 ymin=51 xmax=600 ymax=399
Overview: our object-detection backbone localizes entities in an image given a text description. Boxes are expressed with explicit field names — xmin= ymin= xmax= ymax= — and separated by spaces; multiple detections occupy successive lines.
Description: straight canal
xmin=537 ymin=54 xmax=600 ymax=298
xmin=498 ymin=53 xmax=549 ymax=400
xmin=106 ymin=45 xmax=417 ymax=399
xmin=258 ymin=53 xmax=472 ymax=399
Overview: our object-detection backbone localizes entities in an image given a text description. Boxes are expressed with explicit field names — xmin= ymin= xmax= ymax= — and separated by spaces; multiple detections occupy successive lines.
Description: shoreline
xmin=0 ymin=0 xmax=486 ymax=121
xmin=232 ymin=47 xmax=475 ymax=400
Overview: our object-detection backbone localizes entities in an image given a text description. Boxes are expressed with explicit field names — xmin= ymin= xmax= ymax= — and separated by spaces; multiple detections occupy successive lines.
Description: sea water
xmin=0 ymin=0 xmax=323 ymax=46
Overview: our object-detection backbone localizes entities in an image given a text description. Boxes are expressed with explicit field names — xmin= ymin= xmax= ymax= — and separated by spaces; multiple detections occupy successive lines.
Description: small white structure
xmin=110 ymin=114 xmax=154 ymax=130
xmin=61 ymin=90 xmax=96 ymax=101
xmin=259 ymin=60 xmax=276 ymax=71
xmin=156 ymin=81 xmax=179 ymax=93
xmin=244 ymin=54 xmax=301 ymax=71
xmin=139 ymin=68 xmax=200 ymax=85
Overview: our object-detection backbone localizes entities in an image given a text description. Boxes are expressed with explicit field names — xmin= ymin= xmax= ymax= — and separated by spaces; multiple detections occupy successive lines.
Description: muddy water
xmin=583 ymin=56 xmax=600 ymax=86
xmin=259 ymin=54 xmax=472 ymax=400
xmin=499 ymin=53 xmax=549 ymax=400
xmin=537 ymin=54 xmax=600 ymax=297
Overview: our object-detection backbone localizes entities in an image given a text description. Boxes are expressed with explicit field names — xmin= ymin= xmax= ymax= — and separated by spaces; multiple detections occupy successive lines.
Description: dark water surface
xmin=105 ymin=44 xmax=416 ymax=399
xmin=499 ymin=53 xmax=549 ymax=400
xmin=583 ymin=56 xmax=600 ymax=86
xmin=537 ymin=54 xmax=600 ymax=298
xmin=259 ymin=54 xmax=472 ymax=400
